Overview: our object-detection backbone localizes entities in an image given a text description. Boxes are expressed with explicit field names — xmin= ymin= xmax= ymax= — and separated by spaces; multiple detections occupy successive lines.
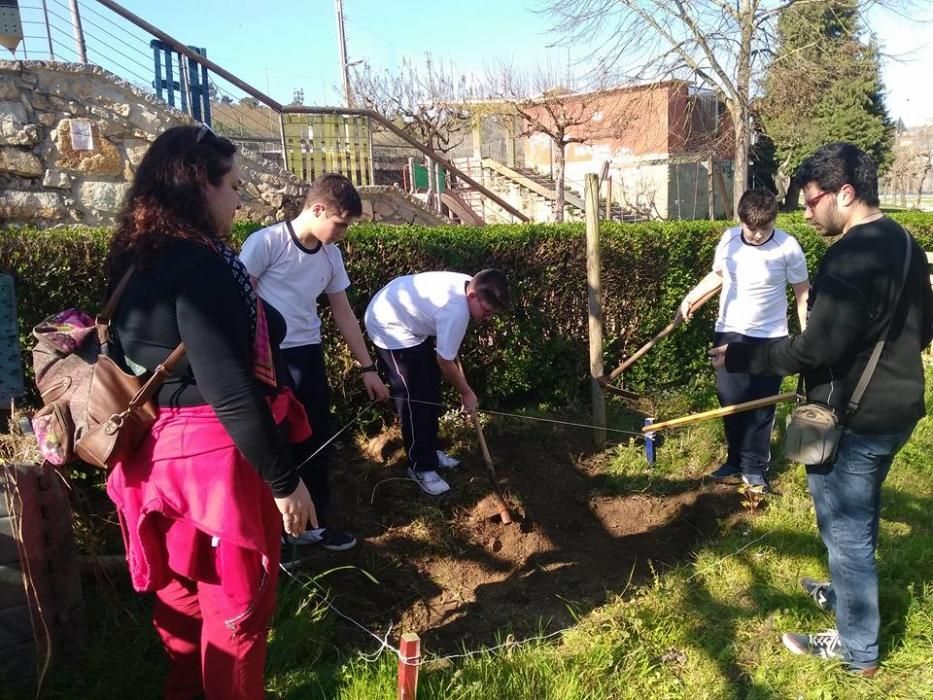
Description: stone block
xmin=42 ymin=169 xmax=73 ymax=189
xmin=77 ymin=180 xmax=130 ymax=213
xmin=0 ymin=147 xmax=42 ymax=178
xmin=55 ymin=119 xmax=123 ymax=176
xmin=0 ymin=101 xmax=38 ymax=146
xmin=0 ymin=78 xmax=18 ymax=101
xmin=0 ymin=190 xmax=64 ymax=221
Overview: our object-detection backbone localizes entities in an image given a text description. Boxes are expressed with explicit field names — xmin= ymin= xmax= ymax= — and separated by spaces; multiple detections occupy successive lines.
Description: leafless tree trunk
xmin=542 ymin=0 xmax=907 ymax=214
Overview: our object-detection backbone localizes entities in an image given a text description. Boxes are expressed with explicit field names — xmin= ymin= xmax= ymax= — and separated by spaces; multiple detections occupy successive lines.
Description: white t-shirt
xmin=713 ymin=226 xmax=809 ymax=338
xmin=239 ymin=221 xmax=351 ymax=348
xmin=364 ymin=272 xmax=472 ymax=360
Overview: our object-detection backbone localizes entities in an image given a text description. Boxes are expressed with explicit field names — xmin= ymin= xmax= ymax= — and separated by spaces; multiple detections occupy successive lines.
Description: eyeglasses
xmin=196 ymin=122 xmax=217 ymax=142
xmin=803 ymin=190 xmax=834 ymax=210
xmin=478 ymin=298 xmax=498 ymax=317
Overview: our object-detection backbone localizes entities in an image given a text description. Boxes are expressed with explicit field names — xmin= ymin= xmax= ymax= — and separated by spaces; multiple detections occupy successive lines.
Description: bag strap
xmin=97 ymin=265 xmax=135 ymax=347
xmin=120 ymin=343 xmax=188 ymax=418
xmin=96 ymin=265 xmax=187 ymax=419
xmin=845 ymin=229 xmax=913 ymax=416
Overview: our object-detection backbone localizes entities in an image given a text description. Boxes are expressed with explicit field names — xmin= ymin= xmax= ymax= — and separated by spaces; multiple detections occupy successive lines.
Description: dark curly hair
xmin=796 ymin=142 xmax=879 ymax=207
xmin=106 ymin=125 xmax=237 ymax=279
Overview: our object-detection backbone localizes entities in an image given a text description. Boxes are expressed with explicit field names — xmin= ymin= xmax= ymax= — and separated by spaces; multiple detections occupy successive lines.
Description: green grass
xmin=16 ymin=373 xmax=933 ymax=699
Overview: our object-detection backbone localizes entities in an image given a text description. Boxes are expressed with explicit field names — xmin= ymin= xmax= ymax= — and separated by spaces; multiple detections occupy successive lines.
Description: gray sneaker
xmin=782 ymin=629 xmax=878 ymax=677
xmin=800 ymin=577 xmax=834 ymax=611
xmin=782 ymin=629 xmax=845 ymax=660
xmin=741 ymin=472 xmax=769 ymax=493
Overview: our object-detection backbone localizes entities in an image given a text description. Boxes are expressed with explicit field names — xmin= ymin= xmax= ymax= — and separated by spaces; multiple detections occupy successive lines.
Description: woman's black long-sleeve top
xmin=110 ymin=238 xmax=299 ymax=497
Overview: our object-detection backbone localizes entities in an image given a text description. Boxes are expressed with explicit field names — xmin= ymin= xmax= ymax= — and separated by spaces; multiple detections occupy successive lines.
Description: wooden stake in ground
xmin=643 ymin=391 xmax=796 ymax=433
xmin=471 ymin=412 xmax=513 ymax=525
xmin=603 ymin=284 xmax=722 ymax=384
xmin=585 ymin=173 xmax=607 ymax=447
xmin=397 ymin=632 xmax=420 ymax=700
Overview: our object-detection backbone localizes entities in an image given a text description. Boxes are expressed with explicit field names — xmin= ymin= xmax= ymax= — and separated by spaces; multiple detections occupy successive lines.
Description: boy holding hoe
xmin=679 ymin=189 xmax=809 ymax=492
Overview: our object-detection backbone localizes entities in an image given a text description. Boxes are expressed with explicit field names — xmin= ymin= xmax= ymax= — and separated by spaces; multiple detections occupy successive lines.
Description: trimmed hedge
xmin=3 ymin=212 xmax=933 ymax=417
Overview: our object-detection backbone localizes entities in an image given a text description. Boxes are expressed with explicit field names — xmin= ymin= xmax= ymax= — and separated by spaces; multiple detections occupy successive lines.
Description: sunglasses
xmin=196 ymin=122 xmax=217 ymax=142
xmin=803 ymin=190 xmax=834 ymax=210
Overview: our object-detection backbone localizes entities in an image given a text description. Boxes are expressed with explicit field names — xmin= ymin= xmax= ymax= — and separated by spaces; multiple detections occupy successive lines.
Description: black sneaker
xmin=801 ymin=577 xmax=834 ymax=611
xmin=286 ymin=527 xmax=358 ymax=551
xmin=710 ymin=463 xmax=742 ymax=480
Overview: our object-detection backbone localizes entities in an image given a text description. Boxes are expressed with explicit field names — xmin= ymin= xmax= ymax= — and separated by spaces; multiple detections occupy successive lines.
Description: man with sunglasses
xmin=364 ymin=269 xmax=511 ymax=495
xmin=710 ymin=142 xmax=933 ymax=676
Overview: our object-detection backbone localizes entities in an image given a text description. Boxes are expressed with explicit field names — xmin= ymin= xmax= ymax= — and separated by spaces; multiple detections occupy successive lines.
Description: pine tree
xmin=761 ymin=0 xmax=894 ymax=208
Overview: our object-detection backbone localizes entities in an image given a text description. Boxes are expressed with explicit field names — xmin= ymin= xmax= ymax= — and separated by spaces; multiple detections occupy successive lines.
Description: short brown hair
xmin=736 ymin=189 xmax=778 ymax=229
xmin=472 ymin=269 xmax=511 ymax=311
xmin=304 ymin=173 xmax=363 ymax=217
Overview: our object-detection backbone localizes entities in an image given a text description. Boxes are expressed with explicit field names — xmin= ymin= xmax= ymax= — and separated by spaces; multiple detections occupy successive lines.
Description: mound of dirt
xmin=288 ymin=421 xmax=746 ymax=655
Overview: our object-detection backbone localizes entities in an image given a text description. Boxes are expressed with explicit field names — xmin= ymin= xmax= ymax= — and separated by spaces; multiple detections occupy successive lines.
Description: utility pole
xmin=335 ymin=0 xmax=351 ymax=107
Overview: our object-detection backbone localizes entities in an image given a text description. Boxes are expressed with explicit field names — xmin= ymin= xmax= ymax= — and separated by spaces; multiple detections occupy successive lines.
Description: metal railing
xmin=10 ymin=0 xmax=528 ymax=221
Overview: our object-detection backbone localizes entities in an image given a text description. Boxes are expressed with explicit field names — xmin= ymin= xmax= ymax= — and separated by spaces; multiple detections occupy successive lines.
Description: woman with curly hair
xmin=104 ymin=124 xmax=315 ymax=699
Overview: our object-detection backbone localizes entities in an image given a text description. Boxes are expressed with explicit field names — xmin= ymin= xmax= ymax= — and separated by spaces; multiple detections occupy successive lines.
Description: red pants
xmin=152 ymin=529 xmax=279 ymax=700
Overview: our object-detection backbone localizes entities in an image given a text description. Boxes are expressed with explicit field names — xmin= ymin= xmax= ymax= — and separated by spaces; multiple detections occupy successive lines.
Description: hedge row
xmin=3 ymin=212 xmax=933 ymax=417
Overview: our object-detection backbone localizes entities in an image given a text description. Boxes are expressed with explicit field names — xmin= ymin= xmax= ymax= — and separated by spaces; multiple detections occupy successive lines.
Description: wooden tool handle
xmin=471 ymin=413 xmax=513 ymax=525
xmin=642 ymin=391 xmax=796 ymax=433
xmin=606 ymin=285 xmax=721 ymax=382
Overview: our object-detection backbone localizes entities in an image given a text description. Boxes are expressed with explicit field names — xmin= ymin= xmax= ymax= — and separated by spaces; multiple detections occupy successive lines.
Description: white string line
xmin=387 ymin=395 xmax=647 ymax=438
xmin=277 ymin=562 xmax=571 ymax=667
xmin=292 ymin=399 xmax=378 ymax=472
xmin=369 ymin=477 xmax=416 ymax=505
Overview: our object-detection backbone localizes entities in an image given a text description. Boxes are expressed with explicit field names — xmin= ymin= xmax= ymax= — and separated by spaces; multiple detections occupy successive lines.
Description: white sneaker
xmin=436 ymin=450 xmax=460 ymax=469
xmin=407 ymin=468 xmax=450 ymax=495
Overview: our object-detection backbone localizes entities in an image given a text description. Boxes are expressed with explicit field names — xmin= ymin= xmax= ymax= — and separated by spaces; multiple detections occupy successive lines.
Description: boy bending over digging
xmin=364 ymin=269 xmax=511 ymax=495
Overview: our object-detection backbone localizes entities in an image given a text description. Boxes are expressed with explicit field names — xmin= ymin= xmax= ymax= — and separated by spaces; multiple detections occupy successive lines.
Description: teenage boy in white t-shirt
xmin=240 ymin=173 xmax=389 ymax=551
xmin=679 ymin=189 xmax=810 ymax=492
xmin=364 ymin=269 xmax=511 ymax=496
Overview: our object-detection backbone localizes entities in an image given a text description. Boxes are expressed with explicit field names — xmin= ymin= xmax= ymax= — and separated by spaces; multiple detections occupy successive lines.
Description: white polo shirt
xmin=239 ymin=221 xmax=351 ymax=348
xmin=713 ymin=226 xmax=809 ymax=338
xmin=364 ymin=272 xmax=472 ymax=361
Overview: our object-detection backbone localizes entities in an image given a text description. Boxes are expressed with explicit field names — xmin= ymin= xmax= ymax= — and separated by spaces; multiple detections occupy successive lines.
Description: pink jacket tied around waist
xmin=107 ymin=389 xmax=311 ymax=594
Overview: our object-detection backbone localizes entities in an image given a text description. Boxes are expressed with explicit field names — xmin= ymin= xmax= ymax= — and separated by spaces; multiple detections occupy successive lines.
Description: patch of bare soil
xmin=289 ymin=421 xmax=746 ymax=655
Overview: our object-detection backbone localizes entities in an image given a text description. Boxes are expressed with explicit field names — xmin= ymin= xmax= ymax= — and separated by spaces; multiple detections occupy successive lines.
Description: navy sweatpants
xmin=713 ymin=331 xmax=783 ymax=476
xmin=281 ymin=343 xmax=333 ymax=524
xmin=375 ymin=339 xmax=441 ymax=473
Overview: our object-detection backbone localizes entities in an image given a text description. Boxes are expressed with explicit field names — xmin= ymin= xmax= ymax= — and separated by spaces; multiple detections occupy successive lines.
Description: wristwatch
xmin=359 ymin=364 xmax=378 ymax=373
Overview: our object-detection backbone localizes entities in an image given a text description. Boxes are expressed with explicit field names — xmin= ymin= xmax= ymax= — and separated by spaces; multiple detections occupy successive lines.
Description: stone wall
xmin=0 ymin=60 xmax=306 ymax=226
xmin=0 ymin=61 xmax=464 ymax=229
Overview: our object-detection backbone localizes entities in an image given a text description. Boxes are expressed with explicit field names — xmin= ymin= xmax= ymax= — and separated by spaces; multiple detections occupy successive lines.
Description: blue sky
xmin=13 ymin=0 xmax=933 ymax=127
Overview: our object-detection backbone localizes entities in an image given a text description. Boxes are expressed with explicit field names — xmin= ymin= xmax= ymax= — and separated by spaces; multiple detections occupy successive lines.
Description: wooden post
xmin=605 ymin=175 xmax=612 ymax=220
xmin=707 ymin=156 xmax=716 ymax=221
xmin=585 ymin=173 xmax=606 ymax=448
xmin=397 ymin=632 xmax=420 ymax=700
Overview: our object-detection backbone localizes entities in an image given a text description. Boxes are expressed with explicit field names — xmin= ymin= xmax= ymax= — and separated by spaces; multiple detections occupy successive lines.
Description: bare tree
xmin=351 ymin=53 xmax=473 ymax=155
xmin=886 ymin=125 xmax=933 ymax=207
xmin=543 ymin=0 xmax=908 ymax=213
xmin=486 ymin=62 xmax=610 ymax=222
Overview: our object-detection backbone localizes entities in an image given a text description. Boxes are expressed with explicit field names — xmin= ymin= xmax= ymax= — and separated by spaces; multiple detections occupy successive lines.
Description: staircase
xmin=449 ymin=158 xmax=639 ymax=223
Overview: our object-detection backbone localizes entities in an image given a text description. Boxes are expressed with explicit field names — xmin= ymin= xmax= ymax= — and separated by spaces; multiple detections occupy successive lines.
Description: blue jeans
xmin=805 ymin=423 xmax=916 ymax=668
